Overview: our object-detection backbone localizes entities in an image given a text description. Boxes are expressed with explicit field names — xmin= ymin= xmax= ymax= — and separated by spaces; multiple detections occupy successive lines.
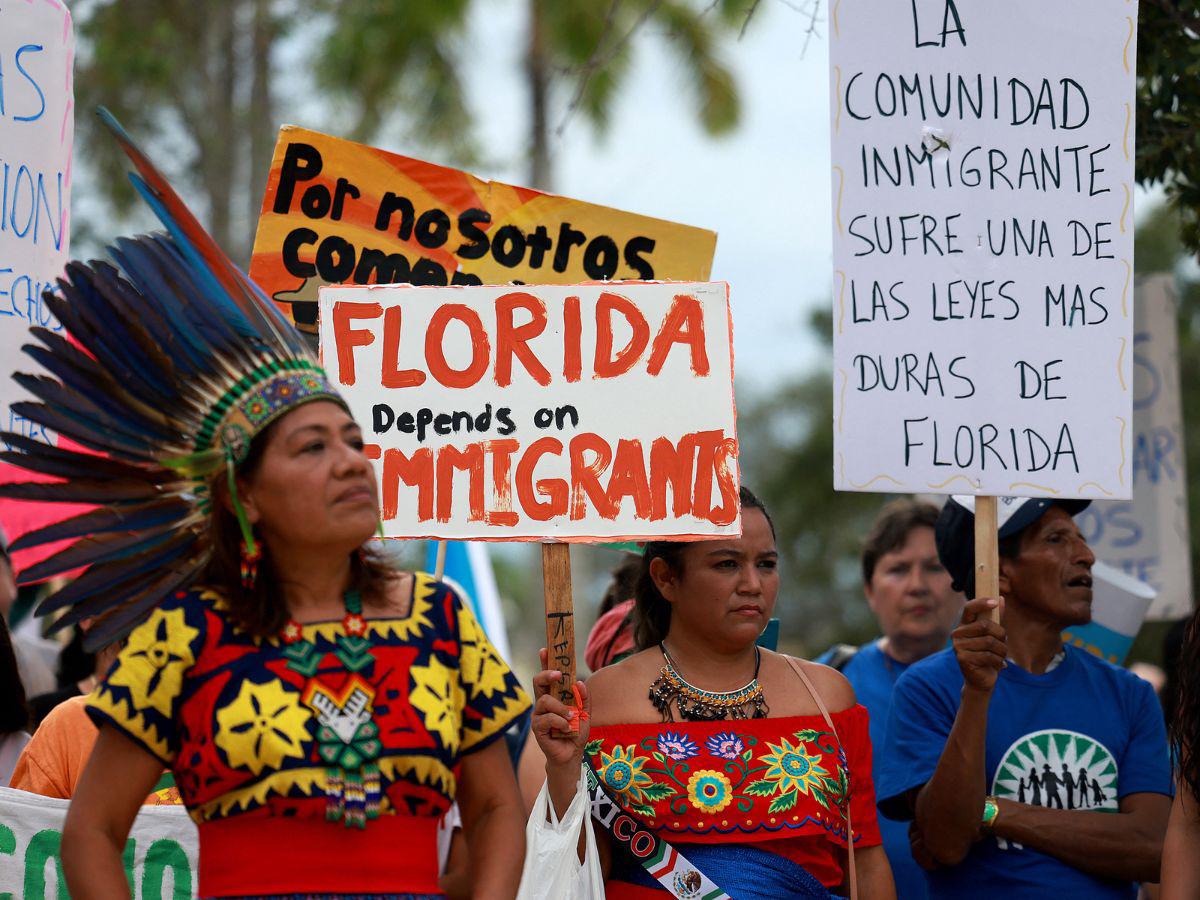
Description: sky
xmin=458 ymin=0 xmax=835 ymax=394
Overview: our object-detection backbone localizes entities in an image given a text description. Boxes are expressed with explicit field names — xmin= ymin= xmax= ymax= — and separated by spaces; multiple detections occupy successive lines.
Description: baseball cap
xmin=935 ymin=495 xmax=1091 ymax=597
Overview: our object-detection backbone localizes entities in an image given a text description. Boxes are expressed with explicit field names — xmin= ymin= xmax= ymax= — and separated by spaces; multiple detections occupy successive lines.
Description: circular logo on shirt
xmin=991 ymin=729 xmax=1118 ymax=813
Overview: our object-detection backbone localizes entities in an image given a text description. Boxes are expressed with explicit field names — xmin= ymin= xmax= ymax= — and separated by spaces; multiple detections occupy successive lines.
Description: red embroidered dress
xmin=585 ymin=707 xmax=882 ymax=896
xmin=86 ymin=574 xmax=530 ymax=897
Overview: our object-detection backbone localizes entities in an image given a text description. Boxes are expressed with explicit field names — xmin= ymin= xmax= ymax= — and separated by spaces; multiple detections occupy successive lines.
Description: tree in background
xmin=523 ymin=0 xmax=749 ymax=189
xmin=73 ymin=0 xmax=476 ymax=263
xmin=1137 ymin=1 xmax=1200 ymax=255
xmin=71 ymin=0 xmax=760 ymax=259
xmin=737 ymin=308 xmax=892 ymax=654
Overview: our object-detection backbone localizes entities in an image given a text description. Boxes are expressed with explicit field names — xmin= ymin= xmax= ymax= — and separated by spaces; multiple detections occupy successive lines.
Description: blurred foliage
xmin=525 ymin=0 xmax=751 ymax=186
xmin=72 ymin=0 xmax=477 ymax=262
xmin=70 ymin=0 xmax=758 ymax=256
xmin=312 ymin=0 xmax=476 ymax=159
xmin=1137 ymin=2 xmax=1200 ymax=255
xmin=738 ymin=310 xmax=895 ymax=656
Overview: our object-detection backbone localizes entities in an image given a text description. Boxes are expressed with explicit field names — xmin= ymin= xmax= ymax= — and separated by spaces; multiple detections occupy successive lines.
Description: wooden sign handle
xmin=974 ymin=495 xmax=1000 ymax=622
xmin=433 ymin=540 xmax=448 ymax=581
xmin=542 ymin=542 xmax=577 ymax=707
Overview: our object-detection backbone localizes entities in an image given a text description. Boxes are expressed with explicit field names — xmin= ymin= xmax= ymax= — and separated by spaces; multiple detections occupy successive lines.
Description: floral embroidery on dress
xmin=706 ymin=731 xmax=745 ymax=760
xmin=596 ymin=744 xmax=659 ymax=809
xmin=687 ymin=770 xmax=734 ymax=812
xmin=214 ymin=679 xmax=311 ymax=775
xmin=748 ymin=731 xmax=849 ymax=814
xmin=408 ymin=657 xmax=465 ymax=752
xmin=657 ymin=731 xmax=699 ymax=761
xmin=586 ymin=725 xmax=852 ymax=836
xmin=106 ymin=606 xmax=199 ymax=719
xmin=457 ymin=604 xmax=514 ymax=702
xmin=86 ymin=575 xmax=530 ymax=825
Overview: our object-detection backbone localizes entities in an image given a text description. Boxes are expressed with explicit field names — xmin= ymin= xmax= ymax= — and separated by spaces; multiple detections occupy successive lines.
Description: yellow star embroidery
xmin=107 ymin=607 xmax=199 ymax=718
xmin=215 ymin=679 xmax=311 ymax=775
xmin=457 ymin=604 xmax=511 ymax=701
xmin=409 ymin=658 xmax=463 ymax=753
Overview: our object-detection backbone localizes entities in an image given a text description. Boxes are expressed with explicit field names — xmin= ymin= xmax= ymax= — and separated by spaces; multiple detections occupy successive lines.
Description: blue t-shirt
xmin=876 ymin=645 xmax=1172 ymax=899
xmin=817 ymin=642 xmax=927 ymax=900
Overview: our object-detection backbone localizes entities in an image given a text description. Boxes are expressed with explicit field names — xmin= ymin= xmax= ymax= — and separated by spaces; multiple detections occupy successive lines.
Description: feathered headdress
xmin=0 ymin=110 xmax=345 ymax=649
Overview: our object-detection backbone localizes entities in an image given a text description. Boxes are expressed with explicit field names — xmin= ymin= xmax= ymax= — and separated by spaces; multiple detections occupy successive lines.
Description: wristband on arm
xmin=982 ymin=796 xmax=1000 ymax=830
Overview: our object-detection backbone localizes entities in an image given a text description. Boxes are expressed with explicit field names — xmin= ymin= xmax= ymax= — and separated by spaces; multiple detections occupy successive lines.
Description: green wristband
xmin=982 ymin=796 xmax=1000 ymax=829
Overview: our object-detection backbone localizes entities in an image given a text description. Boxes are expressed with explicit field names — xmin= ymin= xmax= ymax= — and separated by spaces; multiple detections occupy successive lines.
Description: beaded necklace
xmin=649 ymin=643 xmax=769 ymax=722
xmin=279 ymin=590 xmax=382 ymax=828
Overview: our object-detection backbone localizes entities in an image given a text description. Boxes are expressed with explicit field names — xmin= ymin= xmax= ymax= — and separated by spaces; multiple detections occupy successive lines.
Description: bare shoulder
xmin=586 ymin=647 xmax=663 ymax=727
xmin=763 ymin=650 xmax=858 ymax=715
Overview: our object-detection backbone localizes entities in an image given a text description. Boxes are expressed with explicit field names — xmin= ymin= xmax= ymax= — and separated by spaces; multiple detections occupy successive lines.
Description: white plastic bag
xmin=516 ymin=766 xmax=605 ymax=900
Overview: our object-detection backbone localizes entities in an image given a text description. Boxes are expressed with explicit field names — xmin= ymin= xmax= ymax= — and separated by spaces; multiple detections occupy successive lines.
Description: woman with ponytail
xmin=529 ymin=486 xmax=895 ymax=899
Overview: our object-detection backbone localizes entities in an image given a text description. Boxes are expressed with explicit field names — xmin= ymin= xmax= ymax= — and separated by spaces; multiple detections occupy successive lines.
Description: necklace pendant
xmin=305 ymin=677 xmax=383 ymax=828
xmin=280 ymin=590 xmax=383 ymax=828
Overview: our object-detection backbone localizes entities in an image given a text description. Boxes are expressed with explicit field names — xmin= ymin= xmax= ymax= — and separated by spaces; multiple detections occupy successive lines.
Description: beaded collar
xmin=649 ymin=643 xmax=769 ymax=722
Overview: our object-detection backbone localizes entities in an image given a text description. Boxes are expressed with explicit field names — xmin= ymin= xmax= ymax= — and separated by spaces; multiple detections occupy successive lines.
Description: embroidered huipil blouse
xmin=87 ymin=574 xmax=530 ymax=897
xmin=586 ymin=707 xmax=882 ymax=897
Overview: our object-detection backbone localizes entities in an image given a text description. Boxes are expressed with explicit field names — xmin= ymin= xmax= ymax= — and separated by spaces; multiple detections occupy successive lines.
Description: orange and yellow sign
xmin=250 ymin=126 xmax=717 ymax=333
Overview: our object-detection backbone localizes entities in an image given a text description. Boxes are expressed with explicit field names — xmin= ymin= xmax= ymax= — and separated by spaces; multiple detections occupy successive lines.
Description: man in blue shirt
xmin=877 ymin=496 xmax=1172 ymax=899
xmin=817 ymin=499 xmax=964 ymax=898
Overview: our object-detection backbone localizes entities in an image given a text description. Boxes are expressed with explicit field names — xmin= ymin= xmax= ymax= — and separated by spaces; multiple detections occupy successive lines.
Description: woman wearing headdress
xmin=529 ymin=488 xmax=895 ymax=898
xmin=0 ymin=114 xmax=530 ymax=898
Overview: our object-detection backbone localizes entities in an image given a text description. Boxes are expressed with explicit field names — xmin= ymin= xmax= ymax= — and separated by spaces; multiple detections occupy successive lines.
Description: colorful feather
xmin=2 ymin=110 xmax=344 ymax=648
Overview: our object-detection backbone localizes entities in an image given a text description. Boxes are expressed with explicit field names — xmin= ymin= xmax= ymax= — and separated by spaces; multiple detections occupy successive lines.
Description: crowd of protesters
xmin=6 ymin=489 xmax=1200 ymax=896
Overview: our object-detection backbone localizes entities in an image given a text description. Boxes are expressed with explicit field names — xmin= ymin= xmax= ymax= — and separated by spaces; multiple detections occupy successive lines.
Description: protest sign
xmin=318 ymin=281 xmax=739 ymax=542
xmin=0 ymin=786 xmax=198 ymax=899
xmin=1076 ymin=275 xmax=1192 ymax=619
xmin=1062 ymin=560 xmax=1155 ymax=666
xmin=0 ymin=2 xmax=75 ymax=570
xmin=830 ymin=0 xmax=1137 ymax=501
xmin=251 ymin=127 xmax=717 ymax=335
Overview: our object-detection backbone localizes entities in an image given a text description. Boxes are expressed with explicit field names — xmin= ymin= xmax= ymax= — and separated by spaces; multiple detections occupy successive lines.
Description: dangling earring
xmin=226 ymin=454 xmax=260 ymax=591
xmin=240 ymin=536 xmax=261 ymax=590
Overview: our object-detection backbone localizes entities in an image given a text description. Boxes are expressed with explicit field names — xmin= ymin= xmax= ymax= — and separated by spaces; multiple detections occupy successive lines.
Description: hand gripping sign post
xmin=830 ymin=0 xmax=1139 ymax=612
xmin=250 ymin=128 xmax=719 ymax=665
xmin=319 ymin=281 xmax=739 ymax=706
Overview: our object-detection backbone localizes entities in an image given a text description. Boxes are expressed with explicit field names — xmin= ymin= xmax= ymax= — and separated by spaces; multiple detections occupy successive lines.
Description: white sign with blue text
xmin=831 ymin=0 xmax=1137 ymax=500
xmin=1076 ymin=275 xmax=1191 ymax=620
xmin=0 ymin=2 xmax=73 ymax=443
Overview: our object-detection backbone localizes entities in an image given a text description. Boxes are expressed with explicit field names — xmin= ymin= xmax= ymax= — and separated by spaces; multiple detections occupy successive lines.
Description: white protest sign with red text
xmin=831 ymin=0 xmax=1137 ymax=500
xmin=319 ymin=282 xmax=739 ymax=540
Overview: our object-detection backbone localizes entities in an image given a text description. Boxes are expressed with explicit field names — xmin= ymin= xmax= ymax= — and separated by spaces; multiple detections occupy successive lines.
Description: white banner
xmin=0 ymin=786 xmax=198 ymax=899
xmin=0 ymin=2 xmax=73 ymax=441
xmin=831 ymin=0 xmax=1137 ymax=499
xmin=1076 ymin=275 xmax=1192 ymax=619
xmin=318 ymin=282 xmax=739 ymax=540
